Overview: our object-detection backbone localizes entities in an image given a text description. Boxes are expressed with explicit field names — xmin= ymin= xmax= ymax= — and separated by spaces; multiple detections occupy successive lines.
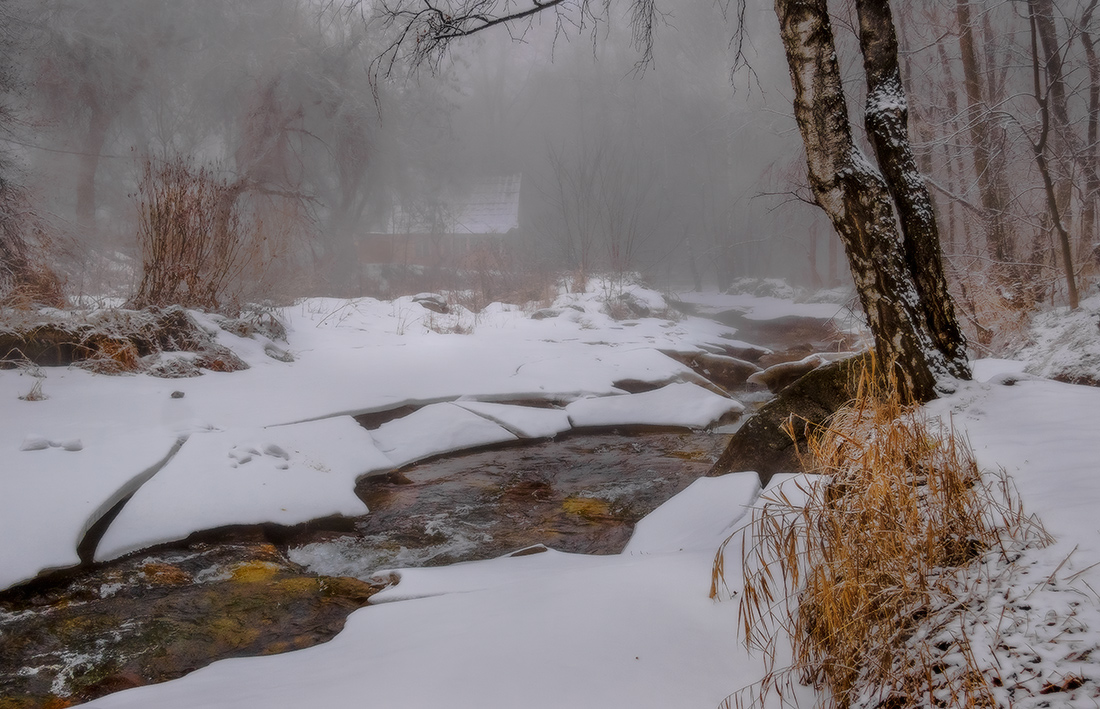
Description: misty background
xmin=2 ymin=0 xmax=1094 ymax=351
xmin=0 ymin=0 xmax=841 ymax=306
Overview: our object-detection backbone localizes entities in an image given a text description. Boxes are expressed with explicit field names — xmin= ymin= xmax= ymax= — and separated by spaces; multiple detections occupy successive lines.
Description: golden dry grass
xmin=716 ymin=361 xmax=1047 ymax=709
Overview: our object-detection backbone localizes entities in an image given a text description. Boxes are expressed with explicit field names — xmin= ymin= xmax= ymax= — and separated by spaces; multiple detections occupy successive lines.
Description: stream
xmin=0 ymin=429 xmax=732 ymax=707
xmin=0 ymin=306 xmax=845 ymax=708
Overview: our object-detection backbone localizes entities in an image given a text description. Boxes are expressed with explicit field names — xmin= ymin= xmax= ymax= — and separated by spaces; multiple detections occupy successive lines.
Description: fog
xmin=4 ymin=0 xmax=840 ymax=305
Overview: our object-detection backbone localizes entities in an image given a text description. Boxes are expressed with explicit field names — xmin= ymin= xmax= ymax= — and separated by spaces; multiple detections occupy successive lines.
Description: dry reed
xmin=717 ymin=360 xmax=1047 ymax=709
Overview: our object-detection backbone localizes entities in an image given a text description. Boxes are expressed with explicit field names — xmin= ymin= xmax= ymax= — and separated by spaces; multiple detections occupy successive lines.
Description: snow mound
xmin=0 ymin=430 xmax=180 ymax=589
xmin=566 ymin=382 xmax=744 ymax=429
xmin=969 ymin=357 xmax=1028 ymax=383
xmin=623 ymin=472 xmax=761 ymax=555
xmin=452 ymin=400 xmax=572 ymax=439
xmin=95 ymin=417 xmax=390 ymax=561
xmin=1014 ymin=295 xmax=1100 ymax=385
xmin=369 ymin=403 xmax=518 ymax=468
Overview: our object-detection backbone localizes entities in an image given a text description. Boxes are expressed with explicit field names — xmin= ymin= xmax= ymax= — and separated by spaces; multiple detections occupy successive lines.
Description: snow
xmin=622 ymin=472 xmax=761 ymax=555
xmin=10 ymin=282 xmax=1100 ymax=709
xmin=0 ymin=284 xmax=757 ymax=587
xmin=84 ymin=550 xmax=755 ymax=709
xmin=970 ymin=357 xmax=1028 ymax=382
xmin=674 ymin=288 xmax=856 ymax=323
xmin=0 ymin=427 xmax=180 ymax=590
xmin=368 ymin=402 xmax=518 ymax=468
xmin=95 ymin=417 xmax=391 ymax=561
xmin=451 ymin=399 xmax=572 ymax=438
xmin=926 ymin=376 xmax=1100 ymax=572
xmin=1013 ymin=293 xmax=1100 ymax=384
xmin=565 ymin=382 xmax=744 ymax=429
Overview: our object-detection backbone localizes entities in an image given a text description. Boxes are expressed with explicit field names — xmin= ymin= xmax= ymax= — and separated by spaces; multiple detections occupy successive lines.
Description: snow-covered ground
xmin=8 ymin=280 xmax=1100 ymax=708
xmin=1 ymin=283 xmax=764 ymax=591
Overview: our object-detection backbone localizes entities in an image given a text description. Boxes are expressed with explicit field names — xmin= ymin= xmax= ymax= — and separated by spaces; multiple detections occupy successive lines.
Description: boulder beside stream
xmin=709 ymin=352 xmax=872 ymax=482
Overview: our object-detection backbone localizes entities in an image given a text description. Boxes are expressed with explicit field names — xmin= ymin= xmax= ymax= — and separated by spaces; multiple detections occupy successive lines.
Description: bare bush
xmin=0 ymin=175 xmax=65 ymax=309
xmin=130 ymin=156 xmax=252 ymax=311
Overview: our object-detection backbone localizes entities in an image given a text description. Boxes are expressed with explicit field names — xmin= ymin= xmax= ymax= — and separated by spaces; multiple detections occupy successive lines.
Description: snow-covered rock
xmin=369 ymin=403 xmax=518 ymax=468
xmin=452 ymin=400 xmax=572 ymax=439
xmin=623 ymin=473 xmax=761 ymax=555
xmin=566 ymin=382 xmax=744 ymax=430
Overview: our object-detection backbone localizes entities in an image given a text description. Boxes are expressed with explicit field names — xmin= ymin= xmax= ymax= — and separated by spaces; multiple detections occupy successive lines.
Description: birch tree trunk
xmin=775 ymin=0 xmax=969 ymax=401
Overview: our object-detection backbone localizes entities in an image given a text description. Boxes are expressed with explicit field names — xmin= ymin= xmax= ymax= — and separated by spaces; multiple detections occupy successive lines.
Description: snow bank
xmin=0 ymin=428 xmax=180 ymax=589
xmin=82 ymin=472 xmax=776 ymax=709
xmin=452 ymin=400 xmax=572 ymax=439
xmin=368 ymin=402 xmax=518 ymax=468
xmin=95 ymin=417 xmax=390 ymax=561
xmin=566 ymin=382 xmax=744 ymax=429
xmin=622 ymin=472 xmax=761 ymax=555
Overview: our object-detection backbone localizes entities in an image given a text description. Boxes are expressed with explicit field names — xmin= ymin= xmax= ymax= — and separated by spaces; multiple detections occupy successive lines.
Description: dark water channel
xmin=0 ymin=429 xmax=731 ymax=707
xmin=290 ymin=431 xmax=733 ymax=578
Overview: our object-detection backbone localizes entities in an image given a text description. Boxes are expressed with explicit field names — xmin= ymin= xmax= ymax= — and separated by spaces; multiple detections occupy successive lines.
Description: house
xmin=359 ymin=174 xmax=521 ymax=268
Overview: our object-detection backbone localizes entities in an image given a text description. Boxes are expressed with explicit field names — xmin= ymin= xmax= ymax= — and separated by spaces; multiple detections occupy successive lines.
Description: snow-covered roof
xmin=374 ymin=174 xmax=521 ymax=236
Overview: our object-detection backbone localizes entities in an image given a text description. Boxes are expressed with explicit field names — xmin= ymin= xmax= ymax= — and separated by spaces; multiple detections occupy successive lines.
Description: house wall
xmin=358 ymin=233 xmax=510 ymax=268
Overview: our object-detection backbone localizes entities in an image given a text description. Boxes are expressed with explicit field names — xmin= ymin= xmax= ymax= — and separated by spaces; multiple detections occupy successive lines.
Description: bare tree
xmin=1080 ymin=0 xmax=1100 ymax=258
xmin=1026 ymin=0 xmax=1080 ymax=309
xmin=955 ymin=0 xmax=1017 ymax=269
xmin=540 ymin=140 xmax=603 ymax=280
xmin=36 ymin=0 xmax=157 ymax=230
xmin=0 ymin=0 xmax=63 ymax=305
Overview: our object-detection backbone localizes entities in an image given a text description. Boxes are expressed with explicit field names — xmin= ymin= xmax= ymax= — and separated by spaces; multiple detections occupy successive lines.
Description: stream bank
xmin=0 ymin=429 xmax=730 ymax=706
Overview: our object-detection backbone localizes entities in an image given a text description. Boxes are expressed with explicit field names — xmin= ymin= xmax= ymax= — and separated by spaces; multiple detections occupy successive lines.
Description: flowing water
xmin=0 ymin=429 xmax=731 ymax=706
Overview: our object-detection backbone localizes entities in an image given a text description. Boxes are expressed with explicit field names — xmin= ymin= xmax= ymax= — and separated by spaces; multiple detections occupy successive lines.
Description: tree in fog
xmin=0 ymin=0 xmax=63 ymax=305
xmin=371 ymin=0 xmax=970 ymax=401
xmin=897 ymin=1 xmax=1100 ymax=322
xmin=37 ymin=0 xmax=156 ymax=230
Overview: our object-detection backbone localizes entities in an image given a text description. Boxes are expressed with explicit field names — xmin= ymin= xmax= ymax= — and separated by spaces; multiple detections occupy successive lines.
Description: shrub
xmin=0 ymin=174 xmax=65 ymax=308
xmin=130 ymin=156 xmax=250 ymax=311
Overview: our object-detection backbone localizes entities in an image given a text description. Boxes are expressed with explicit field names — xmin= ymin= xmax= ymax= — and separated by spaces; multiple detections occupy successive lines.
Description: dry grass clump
xmin=720 ymin=364 xmax=1046 ymax=709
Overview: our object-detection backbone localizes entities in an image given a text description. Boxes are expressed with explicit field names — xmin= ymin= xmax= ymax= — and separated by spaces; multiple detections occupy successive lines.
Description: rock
xmin=603 ymin=292 xmax=651 ymax=320
xmin=712 ymin=311 xmax=845 ymax=351
xmin=747 ymin=353 xmax=830 ymax=393
xmin=0 ymin=307 xmax=247 ymax=376
xmin=715 ymin=334 xmax=772 ymax=362
xmin=710 ymin=352 xmax=872 ymax=481
xmin=170 ymin=391 xmax=185 ymax=399
xmin=263 ymin=343 xmax=294 ymax=362
xmin=562 ymin=496 xmax=614 ymax=520
xmin=192 ymin=344 xmax=248 ymax=373
xmin=412 ymin=293 xmax=449 ymax=314
xmin=661 ymin=350 xmax=761 ymax=391
xmin=148 ymin=357 xmax=201 ymax=379
xmin=530 ymin=308 xmax=560 ymax=320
